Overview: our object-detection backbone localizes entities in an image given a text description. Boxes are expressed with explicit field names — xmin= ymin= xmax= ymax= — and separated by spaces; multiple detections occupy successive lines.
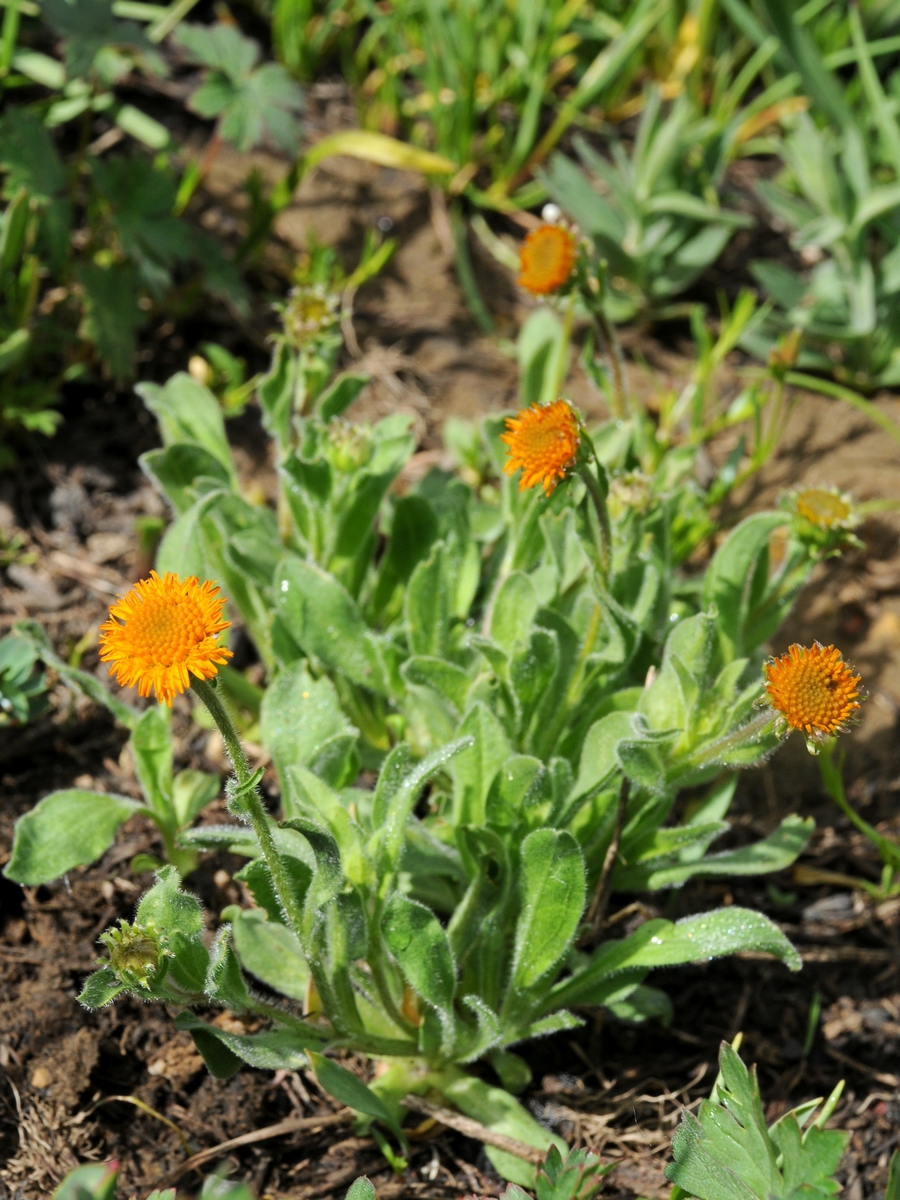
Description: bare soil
xmin=2 ymin=124 xmax=900 ymax=1199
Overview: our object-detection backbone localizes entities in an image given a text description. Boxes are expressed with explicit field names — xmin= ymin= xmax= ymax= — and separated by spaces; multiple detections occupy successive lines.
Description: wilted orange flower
xmin=765 ymin=643 xmax=861 ymax=739
xmin=100 ymin=571 xmax=231 ymax=706
xmin=518 ymin=224 xmax=576 ymax=295
xmin=501 ymin=399 xmax=580 ymax=496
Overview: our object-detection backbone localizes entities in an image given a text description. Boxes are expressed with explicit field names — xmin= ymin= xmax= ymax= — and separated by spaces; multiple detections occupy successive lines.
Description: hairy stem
xmin=590 ymin=307 xmax=627 ymax=421
xmin=191 ymin=677 xmax=306 ymax=937
xmin=576 ymin=462 xmax=612 ymax=578
xmin=684 ymin=708 xmax=775 ymax=771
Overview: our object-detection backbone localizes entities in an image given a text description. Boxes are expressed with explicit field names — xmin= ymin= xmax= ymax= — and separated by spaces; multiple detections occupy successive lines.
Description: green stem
xmin=553 ymin=292 xmax=576 ymax=398
xmin=575 ymin=462 xmax=611 ymax=578
xmin=148 ymin=0 xmax=202 ymax=42
xmin=684 ymin=708 xmax=775 ymax=772
xmin=589 ymin=305 xmax=626 ymax=420
xmin=820 ymin=741 xmax=900 ymax=870
xmin=785 ymin=371 xmax=900 ymax=448
xmin=0 ymin=1 xmax=21 ymax=79
xmin=565 ymin=601 xmax=602 ymax=708
xmin=191 ymin=677 xmax=306 ymax=936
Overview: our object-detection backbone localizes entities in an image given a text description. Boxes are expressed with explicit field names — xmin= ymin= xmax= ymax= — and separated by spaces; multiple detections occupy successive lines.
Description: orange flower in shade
xmin=764 ymin=643 xmax=861 ymax=740
xmin=100 ymin=571 xmax=231 ymax=706
xmin=501 ymin=399 xmax=581 ymax=496
xmin=518 ymin=224 xmax=577 ymax=295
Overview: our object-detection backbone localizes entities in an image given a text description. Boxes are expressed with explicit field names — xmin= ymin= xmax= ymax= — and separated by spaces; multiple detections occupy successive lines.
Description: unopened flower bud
xmin=280 ymin=284 xmax=339 ymax=346
xmin=323 ymin=418 xmax=372 ymax=473
xmin=100 ymin=919 xmax=168 ymax=988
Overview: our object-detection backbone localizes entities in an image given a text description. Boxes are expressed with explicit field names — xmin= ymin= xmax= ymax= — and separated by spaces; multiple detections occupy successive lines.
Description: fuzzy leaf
xmin=510 ymin=829 xmax=585 ymax=991
xmin=382 ymin=893 xmax=457 ymax=1014
xmin=5 ymin=789 xmax=144 ymax=885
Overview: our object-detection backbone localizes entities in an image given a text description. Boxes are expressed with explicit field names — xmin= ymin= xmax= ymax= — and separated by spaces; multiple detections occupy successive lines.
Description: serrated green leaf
xmin=0 ymin=109 xmax=67 ymax=200
xmin=78 ymin=261 xmax=142 ymax=382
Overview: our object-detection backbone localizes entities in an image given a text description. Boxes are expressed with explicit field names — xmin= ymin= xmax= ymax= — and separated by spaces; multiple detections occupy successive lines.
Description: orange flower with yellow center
xmin=99 ymin=571 xmax=232 ymax=706
xmin=518 ymin=224 xmax=577 ymax=295
xmin=793 ymin=487 xmax=853 ymax=529
xmin=501 ymin=399 xmax=581 ymax=496
xmin=764 ymin=643 xmax=861 ymax=739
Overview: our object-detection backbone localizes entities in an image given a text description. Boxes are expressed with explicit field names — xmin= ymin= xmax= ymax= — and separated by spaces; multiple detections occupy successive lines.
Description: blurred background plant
xmin=0 ymin=630 xmax=50 ymax=726
xmin=6 ymin=0 xmax=900 ymax=455
xmin=52 ymin=1160 xmax=255 ymax=1199
xmin=732 ymin=0 xmax=900 ymax=392
xmin=0 ymin=0 xmax=312 ymax=459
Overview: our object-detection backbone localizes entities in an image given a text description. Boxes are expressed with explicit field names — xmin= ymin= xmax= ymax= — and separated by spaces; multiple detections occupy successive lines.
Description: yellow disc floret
xmin=501 ymin=399 xmax=581 ymax=496
xmin=793 ymin=487 xmax=854 ymax=529
xmin=764 ymin=643 xmax=861 ymax=739
xmin=518 ymin=224 xmax=577 ymax=295
xmin=99 ymin=571 xmax=232 ymax=706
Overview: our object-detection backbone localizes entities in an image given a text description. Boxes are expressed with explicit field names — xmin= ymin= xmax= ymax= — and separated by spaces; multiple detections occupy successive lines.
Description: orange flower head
xmin=99 ymin=571 xmax=232 ymax=706
xmin=501 ymin=400 xmax=581 ymax=496
xmin=792 ymin=487 xmax=855 ymax=530
xmin=518 ymin=224 xmax=577 ymax=295
xmin=764 ymin=643 xmax=861 ymax=741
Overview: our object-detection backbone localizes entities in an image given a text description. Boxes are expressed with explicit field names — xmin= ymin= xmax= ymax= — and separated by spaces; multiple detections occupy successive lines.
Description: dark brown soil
xmin=2 ymin=139 xmax=900 ymax=1200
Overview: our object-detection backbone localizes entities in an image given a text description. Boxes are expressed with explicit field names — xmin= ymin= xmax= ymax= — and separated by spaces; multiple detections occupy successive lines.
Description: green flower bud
xmin=99 ymin=919 xmax=169 ymax=989
xmin=323 ymin=418 xmax=372 ymax=473
xmin=279 ymin=284 xmax=339 ymax=346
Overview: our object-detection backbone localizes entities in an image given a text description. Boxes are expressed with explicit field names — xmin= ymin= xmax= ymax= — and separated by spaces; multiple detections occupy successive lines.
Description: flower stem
xmin=684 ymin=708 xmax=776 ymax=771
xmin=553 ymin=292 xmax=576 ymax=397
xmin=819 ymin=741 xmax=900 ymax=871
xmin=191 ymin=677 xmax=306 ymax=936
xmin=575 ymin=461 xmax=612 ymax=578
